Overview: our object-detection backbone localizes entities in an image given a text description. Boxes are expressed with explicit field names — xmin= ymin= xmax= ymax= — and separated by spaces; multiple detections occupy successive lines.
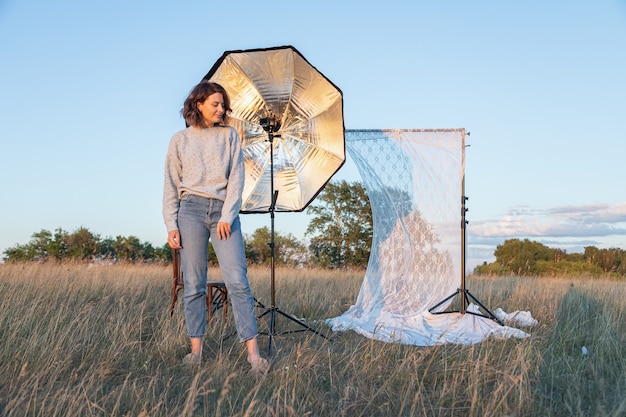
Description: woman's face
xmin=197 ymin=92 xmax=225 ymax=125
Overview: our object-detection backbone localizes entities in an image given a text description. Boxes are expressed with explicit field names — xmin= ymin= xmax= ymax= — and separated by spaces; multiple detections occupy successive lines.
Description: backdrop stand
xmin=253 ymin=120 xmax=329 ymax=356
xmin=428 ymin=175 xmax=503 ymax=325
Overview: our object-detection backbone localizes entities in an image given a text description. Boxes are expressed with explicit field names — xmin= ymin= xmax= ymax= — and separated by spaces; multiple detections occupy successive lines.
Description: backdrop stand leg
xmin=428 ymin=177 xmax=503 ymax=326
xmin=429 ymin=288 xmax=502 ymax=325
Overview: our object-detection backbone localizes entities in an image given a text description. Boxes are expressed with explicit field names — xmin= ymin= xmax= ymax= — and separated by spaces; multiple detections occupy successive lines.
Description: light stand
xmin=253 ymin=117 xmax=329 ymax=355
xmin=428 ymin=175 xmax=503 ymax=325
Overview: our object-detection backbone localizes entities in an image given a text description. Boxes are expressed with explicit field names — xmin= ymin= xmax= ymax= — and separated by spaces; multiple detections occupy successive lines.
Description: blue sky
xmin=1 ymin=0 xmax=625 ymax=269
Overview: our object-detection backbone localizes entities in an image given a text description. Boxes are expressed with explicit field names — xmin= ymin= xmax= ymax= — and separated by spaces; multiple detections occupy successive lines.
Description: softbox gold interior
xmin=203 ymin=45 xmax=345 ymax=213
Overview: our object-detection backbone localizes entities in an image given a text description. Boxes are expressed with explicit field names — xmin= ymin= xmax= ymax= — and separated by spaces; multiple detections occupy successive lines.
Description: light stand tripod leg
xmin=273 ymin=308 xmax=328 ymax=336
xmin=256 ymin=306 xmax=329 ymax=354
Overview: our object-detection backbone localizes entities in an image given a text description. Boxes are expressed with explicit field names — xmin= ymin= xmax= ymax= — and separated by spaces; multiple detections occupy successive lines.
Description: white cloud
xmin=464 ymin=202 xmax=626 ymax=268
xmin=470 ymin=201 xmax=626 ymax=239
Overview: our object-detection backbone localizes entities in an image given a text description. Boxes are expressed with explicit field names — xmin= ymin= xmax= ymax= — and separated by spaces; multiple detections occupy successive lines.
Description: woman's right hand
xmin=168 ymin=230 xmax=181 ymax=249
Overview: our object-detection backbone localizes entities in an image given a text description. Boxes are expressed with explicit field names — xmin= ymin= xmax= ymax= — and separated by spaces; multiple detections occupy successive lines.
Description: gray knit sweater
xmin=162 ymin=125 xmax=244 ymax=232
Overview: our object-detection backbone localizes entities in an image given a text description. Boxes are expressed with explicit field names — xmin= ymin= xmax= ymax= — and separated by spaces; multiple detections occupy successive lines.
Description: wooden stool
xmin=206 ymin=281 xmax=228 ymax=321
xmin=170 ymin=248 xmax=228 ymax=321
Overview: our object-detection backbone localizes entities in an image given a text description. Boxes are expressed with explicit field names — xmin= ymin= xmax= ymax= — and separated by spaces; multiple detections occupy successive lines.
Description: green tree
xmin=154 ymin=243 xmax=173 ymax=263
xmin=2 ymin=229 xmax=63 ymax=262
xmin=99 ymin=237 xmax=116 ymax=260
xmin=2 ymin=227 xmax=167 ymax=263
xmin=475 ymin=240 xmax=626 ymax=278
xmin=245 ymin=227 xmax=272 ymax=265
xmin=48 ymin=228 xmax=69 ymax=260
xmin=585 ymin=246 xmax=626 ymax=274
xmin=306 ymin=180 xmax=372 ymax=268
xmin=2 ymin=243 xmax=32 ymax=262
xmin=493 ymin=238 xmax=553 ymax=275
xmin=244 ymin=227 xmax=309 ymax=266
xmin=65 ymin=227 xmax=100 ymax=260
xmin=111 ymin=235 xmax=144 ymax=262
xmin=277 ymin=232 xmax=309 ymax=266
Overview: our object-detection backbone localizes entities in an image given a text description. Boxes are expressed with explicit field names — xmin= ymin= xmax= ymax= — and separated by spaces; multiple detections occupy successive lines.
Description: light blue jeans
xmin=178 ymin=194 xmax=258 ymax=342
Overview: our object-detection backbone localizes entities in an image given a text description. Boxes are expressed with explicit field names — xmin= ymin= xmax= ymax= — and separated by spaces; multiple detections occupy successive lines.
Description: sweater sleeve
xmin=219 ymin=127 xmax=245 ymax=225
xmin=162 ymin=133 xmax=182 ymax=232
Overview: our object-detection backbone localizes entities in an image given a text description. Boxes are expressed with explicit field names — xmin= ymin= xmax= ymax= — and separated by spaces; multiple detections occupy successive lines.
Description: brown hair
xmin=181 ymin=81 xmax=231 ymax=127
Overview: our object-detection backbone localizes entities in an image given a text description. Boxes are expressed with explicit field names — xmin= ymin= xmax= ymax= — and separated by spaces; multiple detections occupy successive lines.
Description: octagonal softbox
xmin=203 ymin=45 xmax=345 ymax=213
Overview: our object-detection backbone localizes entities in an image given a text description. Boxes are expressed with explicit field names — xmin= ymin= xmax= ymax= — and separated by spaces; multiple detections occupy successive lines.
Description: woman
xmin=163 ymin=80 xmax=269 ymax=375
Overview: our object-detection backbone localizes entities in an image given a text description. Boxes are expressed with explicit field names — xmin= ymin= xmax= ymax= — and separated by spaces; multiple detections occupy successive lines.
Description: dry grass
xmin=0 ymin=263 xmax=625 ymax=417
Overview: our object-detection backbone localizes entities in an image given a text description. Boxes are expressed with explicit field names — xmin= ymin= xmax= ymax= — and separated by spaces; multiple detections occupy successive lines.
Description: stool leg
xmin=206 ymin=287 xmax=213 ymax=322
xmin=221 ymin=288 xmax=228 ymax=320
xmin=205 ymin=284 xmax=227 ymax=323
xmin=170 ymin=248 xmax=182 ymax=318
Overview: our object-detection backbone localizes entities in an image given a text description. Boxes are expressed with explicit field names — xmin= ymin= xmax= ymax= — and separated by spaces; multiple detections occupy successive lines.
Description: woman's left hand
xmin=217 ymin=222 xmax=231 ymax=240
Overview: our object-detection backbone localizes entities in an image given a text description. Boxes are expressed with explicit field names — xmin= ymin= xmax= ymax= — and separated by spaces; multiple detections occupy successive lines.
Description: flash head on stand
xmin=260 ymin=117 xmax=281 ymax=133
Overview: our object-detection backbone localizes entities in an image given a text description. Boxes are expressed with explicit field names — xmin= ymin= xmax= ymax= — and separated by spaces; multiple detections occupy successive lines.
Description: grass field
xmin=1 ymin=263 xmax=625 ymax=416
